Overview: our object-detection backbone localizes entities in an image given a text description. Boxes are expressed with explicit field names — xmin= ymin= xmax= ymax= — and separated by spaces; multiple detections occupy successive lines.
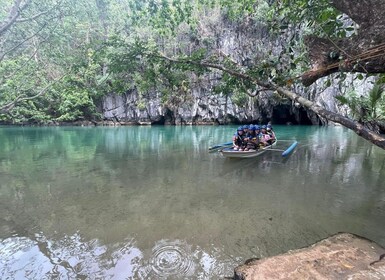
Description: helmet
xmin=261 ymin=125 xmax=267 ymax=129
xmin=250 ymin=125 xmax=257 ymax=131
xmin=243 ymin=125 xmax=249 ymax=129
xmin=249 ymin=124 xmax=254 ymax=129
xmin=267 ymin=124 xmax=272 ymax=128
xmin=237 ymin=126 xmax=243 ymax=131
xmin=254 ymin=125 xmax=260 ymax=130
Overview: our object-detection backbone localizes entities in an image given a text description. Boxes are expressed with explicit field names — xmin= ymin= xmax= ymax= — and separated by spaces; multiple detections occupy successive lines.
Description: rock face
xmin=100 ymin=14 xmax=313 ymax=125
xmin=100 ymin=14 xmax=374 ymax=126
xmin=234 ymin=233 xmax=385 ymax=280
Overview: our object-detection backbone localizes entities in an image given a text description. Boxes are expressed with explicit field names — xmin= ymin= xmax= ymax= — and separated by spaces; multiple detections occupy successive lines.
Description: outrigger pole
xmin=208 ymin=141 xmax=233 ymax=152
xmin=282 ymin=141 xmax=298 ymax=157
xmin=267 ymin=141 xmax=298 ymax=157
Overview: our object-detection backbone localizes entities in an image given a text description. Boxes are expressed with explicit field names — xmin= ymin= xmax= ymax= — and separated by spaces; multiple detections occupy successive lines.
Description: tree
xmin=0 ymin=0 xmax=119 ymax=122
xmin=0 ymin=0 xmax=70 ymax=118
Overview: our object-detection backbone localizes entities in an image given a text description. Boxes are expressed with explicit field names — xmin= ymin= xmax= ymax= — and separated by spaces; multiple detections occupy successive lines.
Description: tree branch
xmin=157 ymin=53 xmax=272 ymax=94
xmin=301 ymin=0 xmax=385 ymax=86
xmin=275 ymin=86 xmax=385 ymax=149
xmin=330 ymin=0 xmax=385 ymax=29
xmin=0 ymin=0 xmax=31 ymax=36
xmin=157 ymin=54 xmax=385 ymax=150
xmin=0 ymin=22 xmax=48 ymax=61
xmin=0 ymin=74 xmax=67 ymax=114
xmin=16 ymin=10 xmax=49 ymax=22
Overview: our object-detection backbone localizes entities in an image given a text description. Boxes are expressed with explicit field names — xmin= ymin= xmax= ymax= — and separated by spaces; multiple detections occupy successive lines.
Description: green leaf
xmin=357 ymin=74 xmax=364 ymax=80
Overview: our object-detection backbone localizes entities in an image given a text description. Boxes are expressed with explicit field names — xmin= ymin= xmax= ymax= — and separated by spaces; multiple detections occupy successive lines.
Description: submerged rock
xmin=234 ymin=233 xmax=385 ymax=280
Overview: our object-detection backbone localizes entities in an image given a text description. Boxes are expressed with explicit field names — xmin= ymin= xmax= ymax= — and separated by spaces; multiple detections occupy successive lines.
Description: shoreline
xmin=0 ymin=120 xmax=316 ymax=127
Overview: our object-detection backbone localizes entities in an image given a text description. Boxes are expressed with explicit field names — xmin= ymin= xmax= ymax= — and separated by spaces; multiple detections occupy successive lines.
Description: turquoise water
xmin=0 ymin=125 xmax=384 ymax=279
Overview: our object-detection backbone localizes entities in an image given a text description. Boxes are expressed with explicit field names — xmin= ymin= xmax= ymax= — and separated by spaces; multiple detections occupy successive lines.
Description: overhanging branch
xmin=301 ymin=0 xmax=385 ymax=86
xmin=157 ymin=53 xmax=272 ymax=95
xmin=157 ymin=53 xmax=385 ymax=150
xmin=275 ymin=86 xmax=385 ymax=149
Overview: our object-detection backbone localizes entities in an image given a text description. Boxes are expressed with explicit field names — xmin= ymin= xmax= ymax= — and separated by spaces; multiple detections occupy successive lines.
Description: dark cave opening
xmin=270 ymin=105 xmax=314 ymax=125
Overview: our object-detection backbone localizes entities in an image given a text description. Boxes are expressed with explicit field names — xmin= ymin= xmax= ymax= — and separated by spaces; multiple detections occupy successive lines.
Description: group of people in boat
xmin=232 ymin=124 xmax=276 ymax=151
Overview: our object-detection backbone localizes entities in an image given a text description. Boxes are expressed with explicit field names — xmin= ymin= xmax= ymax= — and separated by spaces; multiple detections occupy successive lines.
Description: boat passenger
xmin=242 ymin=125 xmax=249 ymax=136
xmin=244 ymin=125 xmax=260 ymax=151
xmin=260 ymin=125 xmax=271 ymax=146
xmin=233 ymin=126 xmax=246 ymax=151
xmin=266 ymin=124 xmax=276 ymax=144
xmin=254 ymin=125 xmax=261 ymax=141
xmin=244 ymin=124 xmax=254 ymax=142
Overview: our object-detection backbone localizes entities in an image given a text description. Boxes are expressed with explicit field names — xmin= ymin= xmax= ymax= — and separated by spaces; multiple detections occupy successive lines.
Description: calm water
xmin=0 ymin=125 xmax=384 ymax=279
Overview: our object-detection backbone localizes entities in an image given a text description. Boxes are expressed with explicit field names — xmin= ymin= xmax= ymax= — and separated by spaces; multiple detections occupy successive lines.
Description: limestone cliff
xmin=101 ymin=14 xmax=372 ymax=126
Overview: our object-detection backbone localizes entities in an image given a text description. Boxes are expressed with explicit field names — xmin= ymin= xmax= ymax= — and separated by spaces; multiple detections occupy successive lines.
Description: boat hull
xmin=220 ymin=141 xmax=277 ymax=158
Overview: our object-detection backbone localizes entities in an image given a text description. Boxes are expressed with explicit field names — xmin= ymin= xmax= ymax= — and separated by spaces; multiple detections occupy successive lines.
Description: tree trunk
xmin=302 ymin=0 xmax=385 ymax=86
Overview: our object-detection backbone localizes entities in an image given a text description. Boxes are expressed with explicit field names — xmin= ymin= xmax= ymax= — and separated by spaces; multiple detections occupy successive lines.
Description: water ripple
xmin=141 ymin=239 xmax=195 ymax=278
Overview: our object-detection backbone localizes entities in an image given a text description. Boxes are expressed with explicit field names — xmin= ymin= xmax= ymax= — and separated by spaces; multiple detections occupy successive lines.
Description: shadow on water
xmin=0 ymin=125 xmax=384 ymax=279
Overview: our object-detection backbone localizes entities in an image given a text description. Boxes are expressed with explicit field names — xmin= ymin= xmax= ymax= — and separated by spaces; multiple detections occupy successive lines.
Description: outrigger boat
xmin=219 ymin=139 xmax=298 ymax=158
xmin=220 ymin=139 xmax=277 ymax=158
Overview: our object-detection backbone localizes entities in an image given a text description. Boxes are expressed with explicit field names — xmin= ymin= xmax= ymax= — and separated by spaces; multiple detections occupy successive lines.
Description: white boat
xmin=220 ymin=140 xmax=277 ymax=158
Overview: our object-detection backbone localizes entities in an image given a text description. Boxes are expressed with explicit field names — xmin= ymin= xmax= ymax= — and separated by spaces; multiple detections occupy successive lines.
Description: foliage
xmin=268 ymin=0 xmax=353 ymax=38
xmin=335 ymin=81 xmax=385 ymax=122
xmin=55 ymin=89 xmax=97 ymax=122
xmin=0 ymin=0 xmax=120 ymax=123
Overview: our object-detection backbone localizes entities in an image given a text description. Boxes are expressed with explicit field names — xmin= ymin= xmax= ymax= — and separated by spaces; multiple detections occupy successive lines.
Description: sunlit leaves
xmin=335 ymin=81 xmax=385 ymax=122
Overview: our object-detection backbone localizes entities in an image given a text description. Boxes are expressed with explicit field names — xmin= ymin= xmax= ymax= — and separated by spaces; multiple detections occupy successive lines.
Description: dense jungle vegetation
xmin=1 ymin=0 xmax=385 ymax=148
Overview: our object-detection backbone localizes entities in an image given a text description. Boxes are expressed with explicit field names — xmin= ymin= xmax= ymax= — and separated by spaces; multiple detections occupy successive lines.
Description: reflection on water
xmin=0 ymin=233 xmax=228 ymax=279
xmin=0 ymin=125 xmax=384 ymax=279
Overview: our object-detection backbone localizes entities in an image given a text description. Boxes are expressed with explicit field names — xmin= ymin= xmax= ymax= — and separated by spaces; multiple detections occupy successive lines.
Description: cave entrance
xmin=271 ymin=105 xmax=314 ymax=125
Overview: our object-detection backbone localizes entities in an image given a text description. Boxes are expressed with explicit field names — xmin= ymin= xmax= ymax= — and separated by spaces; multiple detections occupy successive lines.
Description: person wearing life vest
xmin=243 ymin=124 xmax=254 ymax=142
xmin=242 ymin=125 xmax=249 ymax=136
xmin=233 ymin=126 xmax=246 ymax=151
xmin=260 ymin=125 xmax=271 ymax=146
xmin=244 ymin=125 xmax=260 ymax=151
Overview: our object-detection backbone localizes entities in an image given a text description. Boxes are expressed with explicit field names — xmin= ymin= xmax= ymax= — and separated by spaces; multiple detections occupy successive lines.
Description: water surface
xmin=0 ymin=125 xmax=384 ymax=279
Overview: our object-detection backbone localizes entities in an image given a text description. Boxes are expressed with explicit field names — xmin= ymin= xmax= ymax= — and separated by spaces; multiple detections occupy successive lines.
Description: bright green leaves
xmin=56 ymin=88 xmax=97 ymax=122
xmin=367 ymin=83 xmax=385 ymax=120
xmin=335 ymin=80 xmax=385 ymax=122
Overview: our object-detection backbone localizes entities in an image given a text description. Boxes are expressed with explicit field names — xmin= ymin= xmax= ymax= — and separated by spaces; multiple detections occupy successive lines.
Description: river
xmin=0 ymin=125 xmax=384 ymax=279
